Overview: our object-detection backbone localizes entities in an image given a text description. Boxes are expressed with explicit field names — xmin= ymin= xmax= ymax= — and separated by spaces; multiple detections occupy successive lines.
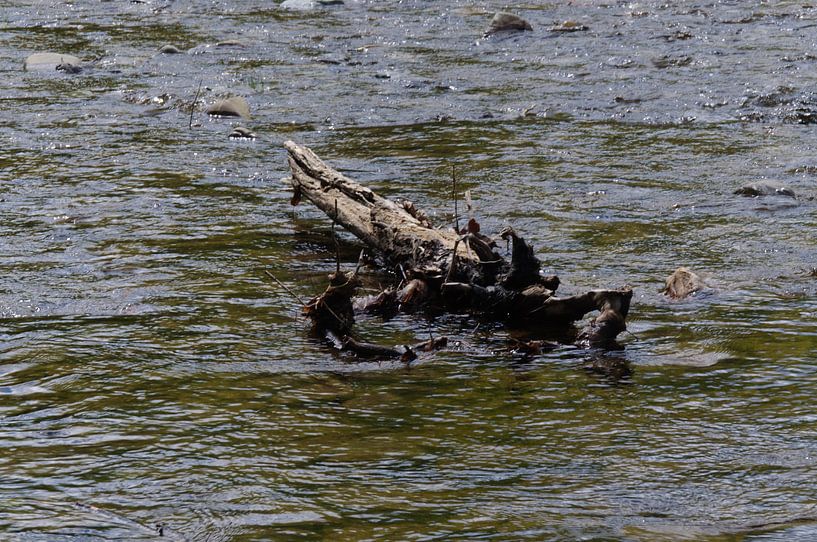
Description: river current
xmin=1 ymin=1 xmax=816 ymax=540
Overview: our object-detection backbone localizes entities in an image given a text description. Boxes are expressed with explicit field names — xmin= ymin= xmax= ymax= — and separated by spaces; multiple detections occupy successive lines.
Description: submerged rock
xmin=662 ymin=267 xmax=706 ymax=300
xmin=583 ymin=356 xmax=632 ymax=381
xmin=787 ymin=108 xmax=817 ymax=124
xmin=24 ymin=52 xmax=81 ymax=71
xmin=206 ymin=96 xmax=250 ymax=119
xmin=744 ymin=87 xmax=795 ymax=108
xmin=734 ymin=182 xmax=795 ymax=198
xmin=738 ymin=87 xmax=817 ymax=124
xmin=484 ymin=12 xmax=532 ymax=37
xmin=652 ymin=55 xmax=693 ymax=68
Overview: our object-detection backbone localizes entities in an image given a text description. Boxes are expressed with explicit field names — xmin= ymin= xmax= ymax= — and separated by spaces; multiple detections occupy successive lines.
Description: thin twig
xmin=189 ymin=79 xmax=203 ymax=130
xmin=443 ymin=238 xmax=461 ymax=285
xmin=332 ymin=199 xmax=341 ymax=274
xmin=353 ymin=248 xmax=366 ymax=276
xmin=452 ymin=164 xmax=460 ymax=233
xmin=264 ymin=269 xmax=307 ymax=306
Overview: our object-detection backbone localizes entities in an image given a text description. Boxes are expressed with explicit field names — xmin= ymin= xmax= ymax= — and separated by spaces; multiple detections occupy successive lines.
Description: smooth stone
xmin=206 ymin=96 xmax=250 ymax=119
xmin=216 ymin=40 xmax=246 ymax=47
xmin=159 ymin=44 xmax=184 ymax=54
xmin=662 ymin=267 xmax=706 ymax=300
xmin=24 ymin=52 xmax=81 ymax=71
xmin=281 ymin=0 xmax=314 ymax=10
xmin=734 ymin=182 xmax=796 ymax=198
xmin=229 ymin=126 xmax=257 ymax=139
xmin=281 ymin=0 xmax=342 ymax=10
xmin=484 ymin=12 xmax=533 ymax=37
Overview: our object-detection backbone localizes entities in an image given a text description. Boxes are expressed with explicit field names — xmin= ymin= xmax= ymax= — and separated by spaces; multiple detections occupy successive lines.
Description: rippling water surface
xmin=1 ymin=1 xmax=817 ymax=540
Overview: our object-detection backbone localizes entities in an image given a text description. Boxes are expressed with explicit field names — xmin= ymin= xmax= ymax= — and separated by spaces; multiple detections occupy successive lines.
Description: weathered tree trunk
xmin=286 ymin=141 xmax=474 ymax=267
xmin=284 ymin=140 xmax=633 ymax=347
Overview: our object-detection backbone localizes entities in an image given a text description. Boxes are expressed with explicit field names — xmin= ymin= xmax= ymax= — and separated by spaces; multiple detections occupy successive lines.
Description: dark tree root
xmin=284 ymin=141 xmax=633 ymax=360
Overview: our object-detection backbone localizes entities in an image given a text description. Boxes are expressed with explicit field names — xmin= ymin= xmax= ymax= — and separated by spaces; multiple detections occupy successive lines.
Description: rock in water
xmin=158 ymin=44 xmax=184 ymax=54
xmin=662 ymin=267 xmax=705 ymax=299
xmin=24 ymin=52 xmax=81 ymax=71
xmin=281 ymin=0 xmax=342 ymax=10
xmin=484 ymin=12 xmax=532 ymax=37
xmin=206 ymin=96 xmax=250 ymax=119
xmin=734 ymin=182 xmax=796 ymax=198
xmin=281 ymin=0 xmax=314 ymax=9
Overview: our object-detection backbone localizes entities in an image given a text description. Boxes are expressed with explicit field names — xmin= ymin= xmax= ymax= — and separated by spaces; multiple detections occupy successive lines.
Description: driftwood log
xmin=284 ymin=140 xmax=633 ymax=349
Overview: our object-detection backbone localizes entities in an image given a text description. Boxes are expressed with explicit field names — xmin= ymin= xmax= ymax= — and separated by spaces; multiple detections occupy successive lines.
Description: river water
xmin=1 ymin=1 xmax=816 ymax=540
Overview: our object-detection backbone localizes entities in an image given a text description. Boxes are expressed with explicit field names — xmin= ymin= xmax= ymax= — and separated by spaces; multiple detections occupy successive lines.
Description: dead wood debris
xmin=662 ymin=266 xmax=706 ymax=299
xmin=283 ymin=141 xmax=634 ymax=359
